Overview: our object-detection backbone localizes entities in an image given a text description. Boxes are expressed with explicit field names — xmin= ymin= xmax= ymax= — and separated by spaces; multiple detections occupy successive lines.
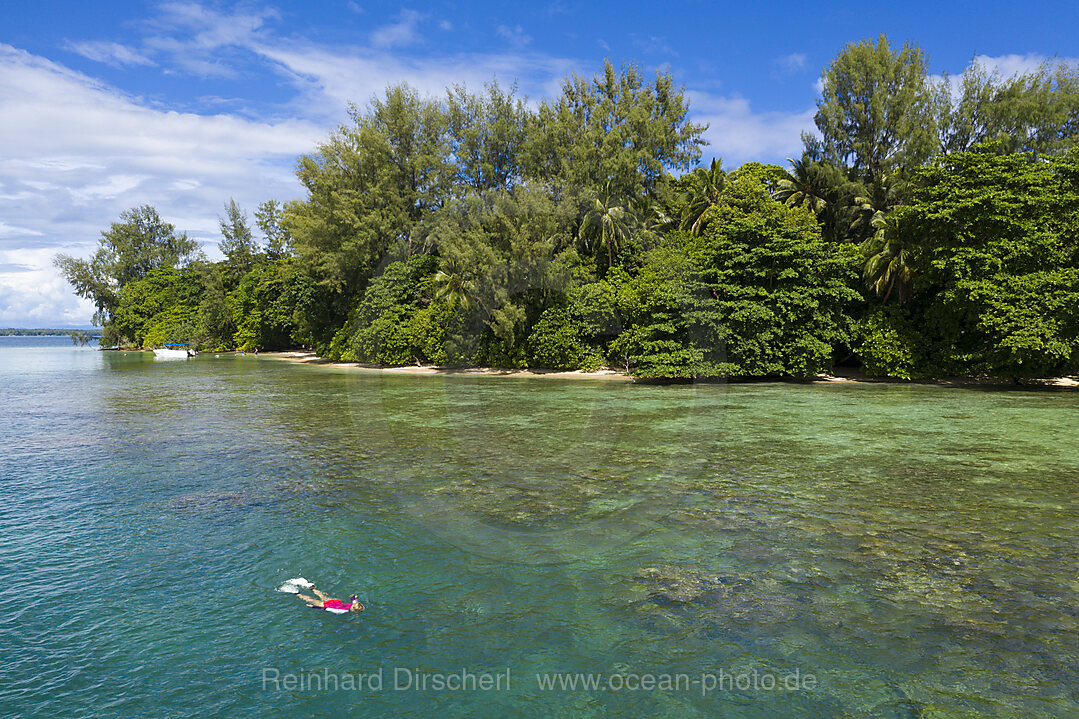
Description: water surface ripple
xmin=1 ymin=337 xmax=1077 ymax=717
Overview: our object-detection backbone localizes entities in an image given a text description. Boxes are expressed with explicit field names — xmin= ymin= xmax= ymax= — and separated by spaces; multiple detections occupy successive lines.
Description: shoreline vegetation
xmin=0 ymin=328 xmax=100 ymax=336
xmin=268 ymin=351 xmax=632 ymax=381
xmin=261 ymin=351 xmax=1079 ymax=389
xmin=55 ymin=35 xmax=1079 ymax=383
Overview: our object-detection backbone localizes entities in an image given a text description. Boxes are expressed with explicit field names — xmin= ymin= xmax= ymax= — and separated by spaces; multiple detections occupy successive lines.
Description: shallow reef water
xmin=1 ymin=336 xmax=1077 ymax=717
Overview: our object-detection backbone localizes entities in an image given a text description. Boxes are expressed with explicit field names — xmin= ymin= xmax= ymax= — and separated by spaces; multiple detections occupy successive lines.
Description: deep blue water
xmin=2 ymin=336 xmax=1078 ymax=717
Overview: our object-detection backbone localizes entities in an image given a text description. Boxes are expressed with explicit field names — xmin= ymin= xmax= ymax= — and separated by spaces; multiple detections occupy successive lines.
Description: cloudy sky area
xmin=2 ymin=0 xmax=1079 ymax=327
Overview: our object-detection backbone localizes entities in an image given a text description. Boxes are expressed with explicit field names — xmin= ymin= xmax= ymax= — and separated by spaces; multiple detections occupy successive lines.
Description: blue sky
xmin=3 ymin=1 xmax=1079 ymax=327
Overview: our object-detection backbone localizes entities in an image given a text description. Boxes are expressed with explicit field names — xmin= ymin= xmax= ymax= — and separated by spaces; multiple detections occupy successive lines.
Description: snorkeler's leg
xmin=311 ymin=588 xmax=332 ymax=602
xmin=295 ymin=593 xmax=322 ymax=607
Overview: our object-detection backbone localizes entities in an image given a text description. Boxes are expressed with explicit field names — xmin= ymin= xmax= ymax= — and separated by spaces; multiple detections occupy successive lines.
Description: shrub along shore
xmin=259 ymin=352 xmax=1078 ymax=388
xmin=57 ymin=36 xmax=1079 ymax=382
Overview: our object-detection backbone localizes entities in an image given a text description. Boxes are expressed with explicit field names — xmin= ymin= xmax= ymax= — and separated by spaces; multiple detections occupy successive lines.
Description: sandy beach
xmin=261 ymin=352 xmax=634 ymax=381
xmin=259 ymin=351 xmax=1079 ymax=388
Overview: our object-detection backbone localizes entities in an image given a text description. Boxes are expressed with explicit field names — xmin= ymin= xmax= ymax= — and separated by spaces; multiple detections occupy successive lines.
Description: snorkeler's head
xmin=350 ymin=595 xmax=364 ymax=612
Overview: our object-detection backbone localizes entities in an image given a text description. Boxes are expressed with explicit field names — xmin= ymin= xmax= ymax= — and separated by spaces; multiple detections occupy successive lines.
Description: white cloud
xmin=154 ymin=1 xmax=276 ymax=49
xmin=140 ymin=2 xmax=277 ymax=78
xmin=775 ymin=52 xmax=806 ymax=73
xmin=0 ymin=221 xmax=43 ymax=240
xmin=631 ymin=35 xmax=676 ymax=57
xmin=371 ymin=9 xmax=423 ymax=49
xmin=690 ymin=92 xmax=815 ymax=168
xmin=70 ymin=175 xmax=152 ymax=203
xmin=496 ymin=24 xmax=532 ymax=48
xmin=974 ymin=53 xmax=1051 ymax=78
xmin=932 ymin=53 xmax=1079 ymax=104
xmin=0 ymin=43 xmax=321 ymax=325
xmin=439 ymin=20 xmax=453 ymax=31
xmin=0 ymin=248 xmax=95 ymax=326
xmin=67 ymin=41 xmax=156 ymax=67
xmin=941 ymin=53 xmax=1079 ymax=84
xmin=0 ymin=1 xmax=852 ymax=326
xmin=255 ymin=42 xmax=578 ymax=120
xmin=0 ymin=19 xmax=586 ymax=327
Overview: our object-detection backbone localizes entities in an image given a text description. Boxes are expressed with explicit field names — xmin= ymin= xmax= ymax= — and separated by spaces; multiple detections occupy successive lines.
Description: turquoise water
xmin=2 ymin=336 xmax=1078 ymax=717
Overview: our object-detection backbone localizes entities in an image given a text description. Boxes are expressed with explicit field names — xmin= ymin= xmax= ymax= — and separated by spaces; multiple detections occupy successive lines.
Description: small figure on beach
xmin=296 ymin=586 xmax=365 ymax=613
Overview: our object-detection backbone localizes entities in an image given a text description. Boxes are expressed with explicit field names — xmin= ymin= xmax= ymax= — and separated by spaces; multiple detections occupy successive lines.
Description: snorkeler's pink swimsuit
xmin=323 ymin=599 xmax=349 ymax=610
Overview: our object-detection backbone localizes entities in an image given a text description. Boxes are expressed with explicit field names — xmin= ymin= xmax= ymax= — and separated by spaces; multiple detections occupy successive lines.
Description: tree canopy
xmin=863 ymin=149 xmax=1079 ymax=379
xmin=54 ymin=204 xmax=199 ymax=340
xmin=55 ymin=51 xmax=1079 ymax=381
xmin=808 ymin=35 xmax=936 ymax=185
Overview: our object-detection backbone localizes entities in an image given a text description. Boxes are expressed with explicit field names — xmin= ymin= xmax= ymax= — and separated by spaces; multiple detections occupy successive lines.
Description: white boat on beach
xmin=153 ymin=345 xmax=196 ymax=359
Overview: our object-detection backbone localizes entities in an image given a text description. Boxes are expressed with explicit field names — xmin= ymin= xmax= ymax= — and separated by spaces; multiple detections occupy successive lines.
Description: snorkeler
xmin=295 ymin=586 xmax=364 ymax=613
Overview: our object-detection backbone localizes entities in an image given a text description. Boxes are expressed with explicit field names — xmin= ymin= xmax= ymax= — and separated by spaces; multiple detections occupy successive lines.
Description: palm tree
xmin=678 ymin=158 xmax=725 ymax=235
xmin=579 ymin=183 xmax=636 ymax=267
xmin=848 ymin=173 xmax=907 ymax=243
xmin=433 ymin=258 xmax=475 ymax=309
xmin=862 ymin=215 xmax=915 ymax=305
xmin=774 ymin=155 xmax=831 ymax=216
xmin=630 ymin=197 xmax=668 ymax=248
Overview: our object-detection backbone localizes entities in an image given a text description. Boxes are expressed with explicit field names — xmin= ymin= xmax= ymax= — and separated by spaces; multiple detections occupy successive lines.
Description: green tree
xmin=855 ymin=307 xmax=924 ymax=379
xmin=676 ymin=158 xmax=725 ymax=235
xmin=419 ymin=185 xmax=580 ymax=365
xmin=936 ymin=59 xmax=1079 ymax=158
xmin=219 ymin=199 xmax=256 ymax=281
xmin=579 ymin=183 xmax=636 ymax=267
xmin=527 ymin=305 xmax=592 ymax=370
xmin=934 ymin=60 xmax=1000 ymax=156
xmin=229 ymin=262 xmax=299 ymax=350
xmin=777 ymin=155 xmax=863 ymax=243
xmin=347 ymin=254 xmax=439 ymax=364
xmin=846 ymin=172 xmax=907 ymax=243
xmin=195 ymin=263 xmax=234 ymax=349
xmin=696 ymin=174 xmax=862 ymax=377
xmin=774 ymin=155 xmax=831 ymax=215
xmin=527 ymin=276 xmax=617 ymax=370
xmin=446 ymin=81 xmax=528 ymax=192
xmin=608 ymin=241 xmax=721 ymax=378
xmin=861 ymin=214 xmax=915 ymax=305
xmin=54 ymin=204 xmax=199 ymax=333
xmin=432 ymin=257 xmax=476 ymax=309
xmin=254 ymin=200 xmax=292 ymax=259
xmin=111 ymin=266 xmax=201 ymax=347
xmin=286 ymin=84 xmax=454 ymax=347
xmin=522 ymin=61 xmax=707 ymax=200
xmin=810 ymin=35 xmax=936 ymax=184
xmin=890 ymin=148 xmax=1079 ymax=377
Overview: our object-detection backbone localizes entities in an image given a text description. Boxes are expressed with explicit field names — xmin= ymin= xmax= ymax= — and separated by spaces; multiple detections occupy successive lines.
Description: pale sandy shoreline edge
xmin=261 ymin=352 xmax=634 ymax=381
xmin=258 ymin=351 xmax=1079 ymax=388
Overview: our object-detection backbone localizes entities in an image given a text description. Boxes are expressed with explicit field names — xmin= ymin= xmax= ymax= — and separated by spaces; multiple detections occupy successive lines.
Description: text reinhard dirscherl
xmin=261 ymin=667 xmax=817 ymax=696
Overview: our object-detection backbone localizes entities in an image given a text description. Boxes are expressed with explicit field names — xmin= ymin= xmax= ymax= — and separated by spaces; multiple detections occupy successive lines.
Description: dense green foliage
xmin=859 ymin=149 xmax=1079 ymax=378
xmin=523 ymin=63 xmax=707 ymax=200
xmin=54 ymin=205 xmax=199 ymax=345
xmin=696 ymin=175 xmax=862 ymax=376
xmin=56 ymin=49 xmax=1079 ymax=380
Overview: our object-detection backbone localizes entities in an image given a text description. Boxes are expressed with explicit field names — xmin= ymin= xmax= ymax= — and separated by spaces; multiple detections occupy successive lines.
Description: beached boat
xmin=153 ymin=344 xmax=196 ymax=359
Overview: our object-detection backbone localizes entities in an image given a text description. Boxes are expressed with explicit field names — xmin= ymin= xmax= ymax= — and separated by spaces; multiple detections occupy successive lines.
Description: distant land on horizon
xmin=0 ymin=328 xmax=100 ymax=336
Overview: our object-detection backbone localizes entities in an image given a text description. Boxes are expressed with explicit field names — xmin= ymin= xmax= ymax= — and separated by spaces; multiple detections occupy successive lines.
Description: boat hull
xmin=153 ymin=348 xmax=192 ymax=359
